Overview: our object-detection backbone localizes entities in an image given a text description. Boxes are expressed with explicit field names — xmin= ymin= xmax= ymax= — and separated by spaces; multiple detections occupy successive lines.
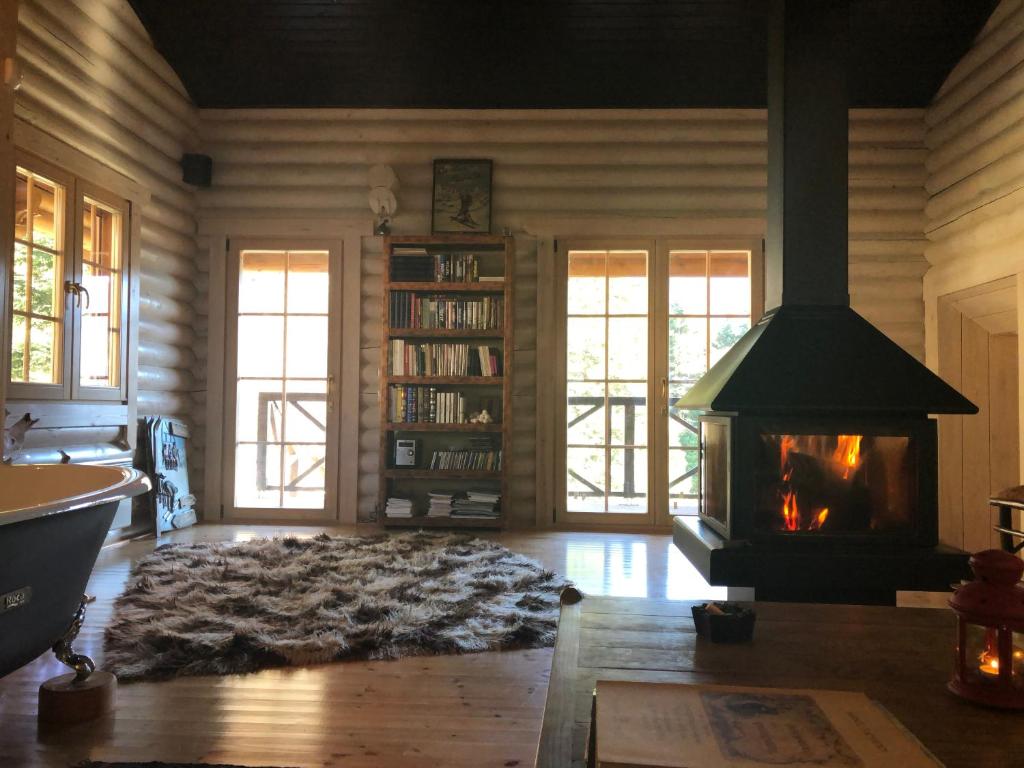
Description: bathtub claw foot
xmin=52 ymin=595 xmax=95 ymax=682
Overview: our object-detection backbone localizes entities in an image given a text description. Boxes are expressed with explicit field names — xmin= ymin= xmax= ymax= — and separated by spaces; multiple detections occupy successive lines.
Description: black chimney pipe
xmin=766 ymin=0 xmax=850 ymax=309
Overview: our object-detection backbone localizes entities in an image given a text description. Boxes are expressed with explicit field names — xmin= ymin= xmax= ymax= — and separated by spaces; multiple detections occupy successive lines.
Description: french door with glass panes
xmin=222 ymin=241 xmax=342 ymax=520
xmin=557 ymin=239 xmax=761 ymax=527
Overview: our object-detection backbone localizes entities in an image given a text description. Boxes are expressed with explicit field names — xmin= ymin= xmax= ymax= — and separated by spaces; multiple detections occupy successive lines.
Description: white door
xmin=222 ymin=241 xmax=342 ymax=521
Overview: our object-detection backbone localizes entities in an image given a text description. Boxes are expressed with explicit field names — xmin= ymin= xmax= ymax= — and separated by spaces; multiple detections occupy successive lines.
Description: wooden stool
xmin=38 ymin=670 xmax=117 ymax=724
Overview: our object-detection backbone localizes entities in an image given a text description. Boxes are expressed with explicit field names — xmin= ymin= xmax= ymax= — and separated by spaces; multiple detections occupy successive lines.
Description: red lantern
xmin=948 ymin=549 xmax=1024 ymax=709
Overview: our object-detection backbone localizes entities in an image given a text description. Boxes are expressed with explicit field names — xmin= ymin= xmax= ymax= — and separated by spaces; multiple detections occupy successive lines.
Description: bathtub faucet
xmin=51 ymin=596 xmax=96 ymax=682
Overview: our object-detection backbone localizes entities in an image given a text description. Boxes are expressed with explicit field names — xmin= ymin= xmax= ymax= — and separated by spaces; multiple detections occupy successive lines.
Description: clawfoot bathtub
xmin=0 ymin=464 xmax=150 ymax=678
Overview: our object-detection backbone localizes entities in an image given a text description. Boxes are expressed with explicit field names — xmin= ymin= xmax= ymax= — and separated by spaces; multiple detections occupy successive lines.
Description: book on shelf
xmin=389 ymin=386 xmax=485 ymax=424
xmin=389 ymin=340 xmax=502 ymax=377
xmin=389 ymin=292 xmax=503 ymax=331
xmin=428 ymin=447 xmax=502 ymax=471
xmin=451 ymin=489 xmax=501 ymax=519
xmin=427 ymin=489 xmax=458 ymax=518
xmin=433 ymin=253 xmax=480 ymax=283
xmin=389 ymin=250 xmax=500 ymax=284
xmin=384 ymin=497 xmax=415 ymax=518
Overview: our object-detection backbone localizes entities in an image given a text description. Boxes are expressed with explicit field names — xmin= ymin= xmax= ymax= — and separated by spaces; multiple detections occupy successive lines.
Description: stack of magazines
xmin=451 ymin=490 xmax=500 ymax=519
xmin=384 ymin=497 xmax=414 ymax=518
xmin=427 ymin=490 xmax=457 ymax=518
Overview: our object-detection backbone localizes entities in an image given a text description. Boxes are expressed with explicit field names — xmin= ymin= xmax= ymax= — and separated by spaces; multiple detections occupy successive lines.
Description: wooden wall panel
xmin=200 ymin=107 xmax=928 ymax=526
xmin=925 ymin=0 xmax=1024 ymax=545
xmin=13 ymin=0 xmax=201 ymax=501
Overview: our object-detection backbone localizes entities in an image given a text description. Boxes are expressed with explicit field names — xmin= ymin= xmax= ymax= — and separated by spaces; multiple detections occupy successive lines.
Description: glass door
xmin=560 ymin=243 xmax=655 ymax=525
xmin=557 ymin=239 xmax=760 ymax=527
xmin=223 ymin=243 xmax=342 ymax=520
xmin=665 ymin=249 xmax=754 ymax=518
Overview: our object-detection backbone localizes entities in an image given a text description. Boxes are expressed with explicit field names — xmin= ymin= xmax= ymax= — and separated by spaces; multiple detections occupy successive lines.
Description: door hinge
xmin=225 ymin=238 xmax=230 ymax=253
xmin=553 ymin=238 xmax=559 ymax=254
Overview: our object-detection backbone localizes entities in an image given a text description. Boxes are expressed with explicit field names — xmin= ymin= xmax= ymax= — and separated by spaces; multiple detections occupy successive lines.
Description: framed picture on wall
xmin=431 ymin=159 xmax=492 ymax=234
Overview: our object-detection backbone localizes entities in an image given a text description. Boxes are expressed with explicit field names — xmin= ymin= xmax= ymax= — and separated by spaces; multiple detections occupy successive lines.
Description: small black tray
xmin=691 ymin=602 xmax=756 ymax=643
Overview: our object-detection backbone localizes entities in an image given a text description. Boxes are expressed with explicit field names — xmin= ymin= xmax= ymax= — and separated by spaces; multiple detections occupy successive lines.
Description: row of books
xmin=389 ymin=292 xmax=503 ymax=330
xmin=428 ymin=448 xmax=502 ymax=471
xmin=391 ymin=248 xmax=504 ymax=284
xmin=389 ymin=340 xmax=501 ymax=377
xmin=388 ymin=386 xmax=468 ymax=424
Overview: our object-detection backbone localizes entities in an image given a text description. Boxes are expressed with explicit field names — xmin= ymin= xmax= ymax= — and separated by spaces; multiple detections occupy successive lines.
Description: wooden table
xmin=536 ymin=595 xmax=1024 ymax=768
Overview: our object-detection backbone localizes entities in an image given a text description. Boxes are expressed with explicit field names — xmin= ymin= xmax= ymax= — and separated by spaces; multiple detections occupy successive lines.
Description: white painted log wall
xmin=923 ymin=0 xmax=1024 ymax=550
xmin=200 ymin=107 xmax=927 ymax=524
xmin=14 ymin=0 xmax=201 ymax=490
xmin=925 ymin=0 xmax=1024 ymax=275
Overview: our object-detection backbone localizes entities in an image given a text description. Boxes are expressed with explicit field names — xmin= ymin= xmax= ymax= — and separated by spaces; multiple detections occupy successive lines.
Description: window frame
xmin=8 ymin=151 xmax=132 ymax=402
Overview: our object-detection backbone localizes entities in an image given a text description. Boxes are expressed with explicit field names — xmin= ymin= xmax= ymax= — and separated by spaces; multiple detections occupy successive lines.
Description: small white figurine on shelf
xmin=469 ymin=409 xmax=493 ymax=424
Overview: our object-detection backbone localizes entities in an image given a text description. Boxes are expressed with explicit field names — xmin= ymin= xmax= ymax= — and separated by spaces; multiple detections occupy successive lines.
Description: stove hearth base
xmin=673 ymin=516 xmax=970 ymax=606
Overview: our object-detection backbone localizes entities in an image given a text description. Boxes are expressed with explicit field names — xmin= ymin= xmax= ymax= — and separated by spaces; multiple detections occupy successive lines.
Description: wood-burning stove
xmin=671 ymin=1 xmax=979 ymax=603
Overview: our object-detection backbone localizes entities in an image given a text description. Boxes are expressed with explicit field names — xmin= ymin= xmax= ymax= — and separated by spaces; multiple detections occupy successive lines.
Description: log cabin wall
xmin=198 ymin=108 xmax=927 ymax=525
xmin=924 ymin=0 xmax=1024 ymax=550
xmin=9 ymin=0 xmax=200 ymax=501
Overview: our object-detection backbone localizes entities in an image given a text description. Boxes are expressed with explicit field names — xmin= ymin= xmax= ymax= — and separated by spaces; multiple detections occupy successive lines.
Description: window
xmin=11 ymin=167 xmax=66 ymax=385
xmin=9 ymin=157 xmax=130 ymax=401
xmin=557 ymin=239 xmax=761 ymax=526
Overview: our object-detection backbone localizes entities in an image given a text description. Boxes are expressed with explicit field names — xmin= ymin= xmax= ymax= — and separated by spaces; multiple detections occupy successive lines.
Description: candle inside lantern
xmin=977 ymin=627 xmax=1024 ymax=677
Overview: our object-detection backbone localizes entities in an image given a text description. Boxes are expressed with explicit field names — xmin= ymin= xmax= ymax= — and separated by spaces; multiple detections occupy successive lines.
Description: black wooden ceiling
xmin=127 ymin=0 xmax=998 ymax=109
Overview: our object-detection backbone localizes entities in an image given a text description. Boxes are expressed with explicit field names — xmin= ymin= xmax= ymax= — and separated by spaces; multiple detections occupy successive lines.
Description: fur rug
xmin=104 ymin=532 xmax=568 ymax=681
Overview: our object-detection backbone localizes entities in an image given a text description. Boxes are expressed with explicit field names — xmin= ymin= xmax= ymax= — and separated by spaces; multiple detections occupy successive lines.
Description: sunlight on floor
xmin=563 ymin=537 xmax=725 ymax=601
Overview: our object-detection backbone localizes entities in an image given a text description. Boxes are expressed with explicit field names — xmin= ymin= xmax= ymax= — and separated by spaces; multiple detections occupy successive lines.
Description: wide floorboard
xmin=0 ymin=525 xmax=721 ymax=767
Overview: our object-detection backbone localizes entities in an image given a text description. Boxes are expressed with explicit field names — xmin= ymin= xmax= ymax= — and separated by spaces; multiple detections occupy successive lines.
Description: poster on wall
xmin=431 ymin=159 xmax=492 ymax=234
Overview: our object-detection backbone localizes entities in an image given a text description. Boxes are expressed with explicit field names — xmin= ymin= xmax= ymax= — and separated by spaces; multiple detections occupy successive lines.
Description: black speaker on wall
xmin=181 ymin=153 xmax=213 ymax=188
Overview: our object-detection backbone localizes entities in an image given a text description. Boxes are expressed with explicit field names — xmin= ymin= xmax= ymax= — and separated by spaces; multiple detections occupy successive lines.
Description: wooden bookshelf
xmin=379 ymin=234 xmax=513 ymax=529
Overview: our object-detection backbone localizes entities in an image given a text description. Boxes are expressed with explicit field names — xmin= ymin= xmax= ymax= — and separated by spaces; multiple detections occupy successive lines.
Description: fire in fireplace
xmin=697 ymin=407 xmax=939 ymax=547
xmin=763 ymin=432 xmax=912 ymax=535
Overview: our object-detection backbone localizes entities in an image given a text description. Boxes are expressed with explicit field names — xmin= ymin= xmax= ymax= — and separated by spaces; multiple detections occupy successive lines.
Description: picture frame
xmin=431 ymin=159 xmax=492 ymax=234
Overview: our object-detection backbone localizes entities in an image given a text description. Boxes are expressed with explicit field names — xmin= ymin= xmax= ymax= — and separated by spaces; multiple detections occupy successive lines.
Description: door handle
xmin=660 ymin=377 xmax=668 ymax=416
xmin=63 ymin=281 xmax=90 ymax=309
xmin=327 ymin=374 xmax=336 ymax=413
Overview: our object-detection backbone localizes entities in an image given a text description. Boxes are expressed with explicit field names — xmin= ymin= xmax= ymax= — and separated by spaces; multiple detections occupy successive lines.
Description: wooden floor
xmin=0 ymin=524 xmax=723 ymax=768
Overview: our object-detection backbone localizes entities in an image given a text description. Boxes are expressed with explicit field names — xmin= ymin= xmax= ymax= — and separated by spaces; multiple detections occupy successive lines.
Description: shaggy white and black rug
xmin=104 ymin=532 xmax=568 ymax=681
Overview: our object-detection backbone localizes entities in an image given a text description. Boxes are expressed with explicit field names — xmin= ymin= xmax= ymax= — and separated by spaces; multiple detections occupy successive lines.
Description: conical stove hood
xmin=677 ymin=0 xmax=976 ymax=417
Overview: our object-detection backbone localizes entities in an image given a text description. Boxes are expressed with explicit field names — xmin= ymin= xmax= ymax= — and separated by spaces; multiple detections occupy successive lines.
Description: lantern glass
xmin=963 ymin=624 xmax=1024 ymax=688
xmin=1015 ymin=631 xmax=1024 ymax=686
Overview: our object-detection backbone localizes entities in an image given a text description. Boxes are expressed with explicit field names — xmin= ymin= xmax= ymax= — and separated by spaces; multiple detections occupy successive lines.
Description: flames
xmin=833 ymin=434 xmax=863 ymax=479
xmin=776 ymin=434 xmax=862 ymax=532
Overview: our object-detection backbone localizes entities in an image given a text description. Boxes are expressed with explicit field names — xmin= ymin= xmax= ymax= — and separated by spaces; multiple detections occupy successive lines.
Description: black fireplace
xmin=672 ymin=0 xmax=977 ymax=604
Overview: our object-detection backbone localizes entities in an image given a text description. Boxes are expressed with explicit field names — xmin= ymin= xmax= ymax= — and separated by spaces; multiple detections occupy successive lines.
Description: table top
xmin=536 ymin=595 xmax=1024 ymax=768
